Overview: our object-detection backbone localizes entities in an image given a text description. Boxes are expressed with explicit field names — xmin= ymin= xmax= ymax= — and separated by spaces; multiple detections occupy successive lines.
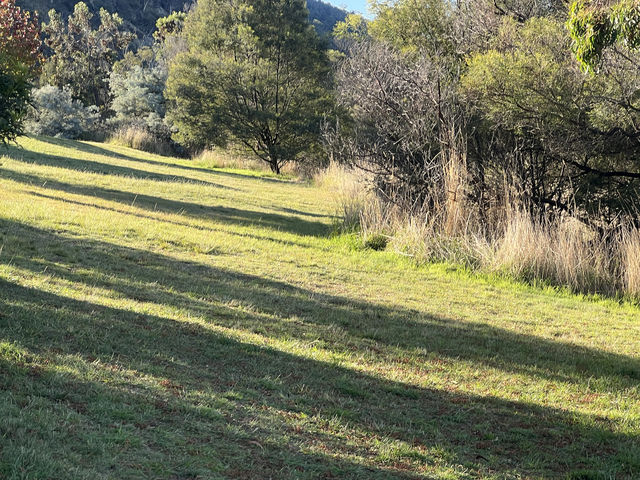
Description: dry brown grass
xmin=486 ymin=214 xmax=613 ymax=294
xmin=620 ymin=226 xmax=640 ymax=297
xmin=320 ymin=162 xmax=640 ymax=299
xmin=315 ymin=162 xmax=373 ymax=231
xmin=109 ymin=126 xmax=174 ymax=156
xmin=193 ymin=148 xmax=269 ymax=172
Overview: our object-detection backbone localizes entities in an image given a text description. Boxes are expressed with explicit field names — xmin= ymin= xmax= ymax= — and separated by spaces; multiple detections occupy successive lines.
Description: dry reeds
xmin=487 ymin=213 xmax=613 ymax=294
xmin=109 ymin=126 xmax=174 ymax=156
xmin=315 ymin=162 xmax=373 ymax=231
xmin=320 ymin=162 xmax=640 ymax=300
xmin=194 ymin=149 xmax=280 ymax=173
xmin=620 ymin=226 xmax=640 ymax=297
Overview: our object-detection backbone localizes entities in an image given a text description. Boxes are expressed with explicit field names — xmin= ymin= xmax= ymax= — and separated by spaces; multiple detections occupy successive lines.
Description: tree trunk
xmin=270 ymin=160 xmax=281 ymax=174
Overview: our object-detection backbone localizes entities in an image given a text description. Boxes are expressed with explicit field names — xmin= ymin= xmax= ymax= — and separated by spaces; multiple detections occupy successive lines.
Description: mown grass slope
xmin=0 ymin=136 xmax=639 ymax=479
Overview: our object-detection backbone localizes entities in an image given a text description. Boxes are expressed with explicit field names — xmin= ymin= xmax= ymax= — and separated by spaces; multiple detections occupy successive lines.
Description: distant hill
xmin=17 ymin=0 xmax=185 ymax=36
xmin=17 ymin=0 xmax=348 ymax=37
xmin=308 ymin=0 xmax=348 ymax=36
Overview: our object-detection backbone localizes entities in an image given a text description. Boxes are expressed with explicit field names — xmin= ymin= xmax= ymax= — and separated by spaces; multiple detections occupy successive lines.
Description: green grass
xmin=0 ymin=136 xmax=638 ymax=479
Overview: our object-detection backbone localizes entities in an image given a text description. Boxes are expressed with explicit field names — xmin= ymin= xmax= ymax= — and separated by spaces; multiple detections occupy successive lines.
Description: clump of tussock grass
xmin=620 ymin=226 xmax=640 ymax=298
xmin=485 ymin=213 xmax=614 ymax=294
xmin=321 ymin=162 xmax=640 ymax=299
xmin=315 ymin=162 xmax=374 ymax=232
xmin=109 ymin=126 xmax=174 ymax=156
xmin=194 ymin=148 xmax=269 ymax=172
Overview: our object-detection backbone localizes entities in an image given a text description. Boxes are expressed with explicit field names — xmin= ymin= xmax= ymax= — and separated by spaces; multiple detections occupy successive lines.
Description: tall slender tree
xmin=41 ymin=2 xmax=134 ymax=111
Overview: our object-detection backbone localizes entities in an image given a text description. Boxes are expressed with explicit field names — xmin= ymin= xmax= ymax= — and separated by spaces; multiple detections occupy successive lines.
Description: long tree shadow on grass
xmin=31 ymin=135 xmax=300 ymax=185
xmin=2 ymin=218 xmax=638 ymax=390
xmin=0 ymin=169 xmax=330 ymax=237
xmin=0 ymin=218 xmax=639 ymax=478
xmin=28 ymin=191 xmax=318 ymax=249
xmin=1 ymin=279 xmax=638 ymax=479
xmin=3 ymin=143 xmax=232 ymax=187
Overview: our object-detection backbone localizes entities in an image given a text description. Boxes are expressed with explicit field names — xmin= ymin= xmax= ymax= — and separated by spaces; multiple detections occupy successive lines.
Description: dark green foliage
xmin=41 ymin=2 xmax=135 ymax=112
xmin=166 ymin=0 xmax=335 ymax=173
xmin=0 ymin=59 xmax=31 ymax=143
xmin=364 ymin=233 xmax=388 ymax=251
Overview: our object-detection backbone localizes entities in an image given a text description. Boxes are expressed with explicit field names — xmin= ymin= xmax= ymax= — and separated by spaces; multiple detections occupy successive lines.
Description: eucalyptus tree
xmin=41 ymin=2 xmax=134 ymax=112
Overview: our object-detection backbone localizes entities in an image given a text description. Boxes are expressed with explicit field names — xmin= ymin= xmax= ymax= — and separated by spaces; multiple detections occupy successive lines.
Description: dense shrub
xmin=110 ymin=64 xmax=170 ymax=139
xmin=462 ymin=17 xmax=640 ymax=225
xmin=25 ymin=85 xmax=99 ymax=139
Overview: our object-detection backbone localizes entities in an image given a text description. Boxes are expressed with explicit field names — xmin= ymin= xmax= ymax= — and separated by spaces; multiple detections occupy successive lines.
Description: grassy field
xmin=0 ymin=136 xmax=639 ymax=480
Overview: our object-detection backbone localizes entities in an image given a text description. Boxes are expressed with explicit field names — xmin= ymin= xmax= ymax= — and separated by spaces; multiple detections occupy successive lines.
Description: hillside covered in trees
xmin=16 ymin=0 xmax=347 ymax=35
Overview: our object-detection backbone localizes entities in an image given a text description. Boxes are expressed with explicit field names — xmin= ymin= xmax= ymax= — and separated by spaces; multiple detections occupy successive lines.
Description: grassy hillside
xmin=0 ymin=137 xmax=639 ymax=479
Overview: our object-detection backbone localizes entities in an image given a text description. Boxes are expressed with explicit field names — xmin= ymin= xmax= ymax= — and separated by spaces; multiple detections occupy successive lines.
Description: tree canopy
xmin=166 ymin=0 xmax=335 ymax=173
xmin=41 ymin=2 xmax=134 ymax=111
xmin=567 ymin=0 xmax=640 ymax=70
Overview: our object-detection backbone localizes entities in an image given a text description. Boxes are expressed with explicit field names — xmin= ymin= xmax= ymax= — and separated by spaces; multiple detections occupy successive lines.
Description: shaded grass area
xmin=0 ymin=136 xmax=639 ymax=479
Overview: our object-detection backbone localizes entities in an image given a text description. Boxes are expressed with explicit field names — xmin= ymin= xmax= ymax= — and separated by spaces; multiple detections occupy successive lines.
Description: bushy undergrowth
xmin=25 ymin=85 xmax=99 ymax=139
xmin=319 ymin=163 xmax=640 ymax=300
xmin=108 ymin=125 xmax=175 ymax=156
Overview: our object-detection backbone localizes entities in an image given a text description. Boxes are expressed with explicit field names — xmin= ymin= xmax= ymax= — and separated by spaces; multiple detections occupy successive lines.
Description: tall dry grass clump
xmin=620 ymin=226 xmax=640 ymax=297
xmin=488 ymin=212 xmax=554 ymax=280
xmin=320 ymin=161 xmax=640 ymax=300
xmin=390 ymin=213 xmax=478 ymax=264
xmin=315 ymin=163 xmax=373 ymax=232
xmin=551 ymin=220 xmax=612 ymax=294
xmin=486 ymin=214 xmax=613 ymax=294
xmin=442 ymin=127 xmax=470 ymax=237
xmin=109 ymin=126 xmax=174 ymax=156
